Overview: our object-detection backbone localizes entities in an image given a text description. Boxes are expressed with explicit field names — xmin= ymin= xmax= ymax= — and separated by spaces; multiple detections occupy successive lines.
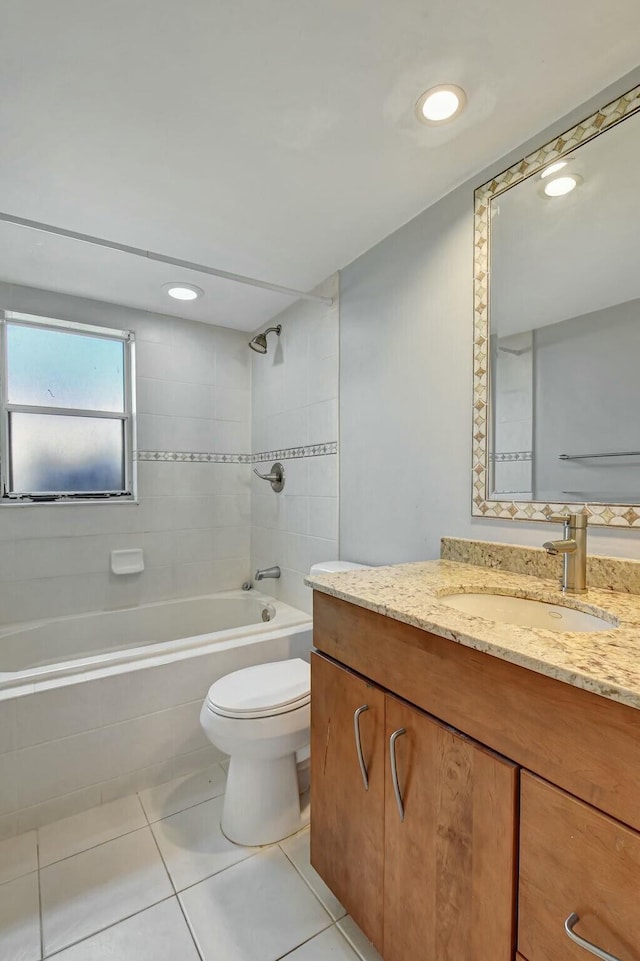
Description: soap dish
xmin=111 ymin=549 xmax=145 ymax=575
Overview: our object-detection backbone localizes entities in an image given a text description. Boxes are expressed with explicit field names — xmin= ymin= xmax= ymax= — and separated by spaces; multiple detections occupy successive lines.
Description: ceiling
xmin=2 ymin=0 xmax=640 ymax=331
xmin=491 ymin=105 xmax=640 ymax=336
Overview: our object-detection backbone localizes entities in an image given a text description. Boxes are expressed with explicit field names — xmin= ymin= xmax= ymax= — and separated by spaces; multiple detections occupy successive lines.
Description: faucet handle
xmin=549 ymin=514 xmax=571 ymax=536
xmin=549 ymin=513 xmax=588 ymax=529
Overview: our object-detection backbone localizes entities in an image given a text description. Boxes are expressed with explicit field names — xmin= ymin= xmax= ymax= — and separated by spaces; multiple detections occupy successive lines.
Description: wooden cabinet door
xmin=383 ymin=696 xmax=518 ymax=961
xmin=310 ymin=652 xmax=386 ymax=951
xmin=519 ymin=772 xmax=640 ymax=961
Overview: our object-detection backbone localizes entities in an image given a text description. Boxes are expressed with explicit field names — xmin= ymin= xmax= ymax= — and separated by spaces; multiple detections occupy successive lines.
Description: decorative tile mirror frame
xmin=472 ymin=82 xmax=640 ymax=527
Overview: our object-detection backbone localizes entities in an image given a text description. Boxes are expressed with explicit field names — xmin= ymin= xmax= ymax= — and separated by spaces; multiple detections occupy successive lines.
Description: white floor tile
xmin=286 ymin=925 xmax=362 ymax=961
xmin=151 ymin=794 xmax=253 ymax=891
xmin=0 ymin=872 xmax=41 ymax=961
xmin=138 ymin=764 xmax=227 ymax=823
xmin=180 ymin=847 xmax=332 ymax=961
xmin=38 ymin=795 xmax=147 ymax=867
xmin=0 ymin=831 xmax=37 ymax=885
xmin=40 ymin=827 xmax=172 ymax=956
xmin=49 ymin=898 xmax=200 ymax=961
xmin=336 ymin=917 xmax=384 ymax=961
xmin=280 ymin=827 xmax=346 ymax=920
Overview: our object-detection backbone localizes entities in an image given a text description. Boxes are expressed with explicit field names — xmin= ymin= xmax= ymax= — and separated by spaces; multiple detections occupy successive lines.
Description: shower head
xmin=249 ymin=325 xmax=281 ymax=354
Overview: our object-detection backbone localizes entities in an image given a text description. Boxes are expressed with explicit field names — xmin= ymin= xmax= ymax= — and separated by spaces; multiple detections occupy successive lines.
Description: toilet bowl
xmin=200 ymin=561 xmax=371 ymax=846
xmin=200 ymin=658 xmax=311 ymax=845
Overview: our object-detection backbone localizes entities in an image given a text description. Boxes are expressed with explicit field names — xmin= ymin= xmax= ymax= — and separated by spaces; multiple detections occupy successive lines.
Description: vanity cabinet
xmin=311 ymin=591 xmax=640 ymax=961
xmin=310 ymin=652 xmax=385 ymax=949
xmin=519 ymin=772 xmax=640 ymax=961
xmin=311 ymin=652 xmax=518 ymax=961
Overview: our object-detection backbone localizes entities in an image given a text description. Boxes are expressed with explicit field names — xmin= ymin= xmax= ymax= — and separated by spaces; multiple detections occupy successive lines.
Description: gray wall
xmin=339 ymin=66 xmax=640 ymax=564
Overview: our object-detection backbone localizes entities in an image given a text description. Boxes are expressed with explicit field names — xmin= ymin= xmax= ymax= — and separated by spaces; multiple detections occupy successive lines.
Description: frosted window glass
xmin=10 ymin=413 xmax=125 ymax=493
xmin=6 ymin=324 xmax=125 ymax=412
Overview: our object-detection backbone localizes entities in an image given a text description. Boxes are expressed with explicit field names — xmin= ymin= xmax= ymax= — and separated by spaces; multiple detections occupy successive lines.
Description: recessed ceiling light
xmin=415 ymin=85 xmax=466 ymax=124
xmin=162 ymin=283 xmax=204 ymax=301
xmin=543 ymin=174 xmax=581 ymax=197
xmin=540 ymin=160 xmax=569 ymax=179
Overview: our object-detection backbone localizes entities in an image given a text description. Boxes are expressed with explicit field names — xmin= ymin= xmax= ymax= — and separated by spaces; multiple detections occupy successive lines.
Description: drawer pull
xmin=353 ymin=705 xmax=370 ymax=790
xmin=389 ymin=728 xmax=407 ymax=822
xmin=564 ymin=913 xmax=622 ymax=961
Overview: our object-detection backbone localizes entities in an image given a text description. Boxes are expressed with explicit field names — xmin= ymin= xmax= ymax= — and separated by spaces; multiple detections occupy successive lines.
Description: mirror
xmin=473 ymin=82 xmax=640 ymax=527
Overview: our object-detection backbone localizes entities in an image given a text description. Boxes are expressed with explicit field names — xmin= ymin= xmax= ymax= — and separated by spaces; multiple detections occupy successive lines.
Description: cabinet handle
xmin=353 ymin=705 xmax=370 ymax=791
xmin=389 ymin=728 xmax=407 ymax=822
xmin=564 ymin=913 xmax=622 ymax=961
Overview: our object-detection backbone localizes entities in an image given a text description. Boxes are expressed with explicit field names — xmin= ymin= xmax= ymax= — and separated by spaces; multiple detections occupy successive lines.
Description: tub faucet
xmin=542 ymin=514 xmax=588 ymax=594
xmin=254 ymin=566 xmax=281 ymax=581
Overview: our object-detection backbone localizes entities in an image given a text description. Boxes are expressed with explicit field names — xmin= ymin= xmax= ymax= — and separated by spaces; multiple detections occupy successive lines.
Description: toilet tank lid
xmin=309 ymin=561 xmax=371 ymax=574
xmin=206 ymin=659 xmax=310 ymax=715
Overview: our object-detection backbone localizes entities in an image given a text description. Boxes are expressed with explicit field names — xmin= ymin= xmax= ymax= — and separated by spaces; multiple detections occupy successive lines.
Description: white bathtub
xmin=0 ymin=590 xmax=313 ymax=837
xmin=0 ymin=589 xmax=311 ymax=694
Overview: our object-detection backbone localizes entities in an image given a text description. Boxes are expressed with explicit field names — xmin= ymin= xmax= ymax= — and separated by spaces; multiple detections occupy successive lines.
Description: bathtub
xmin=0 ymin=589 xmax=311 ymax=693
xmin=0 ymin=590 xmax=313 ymax=837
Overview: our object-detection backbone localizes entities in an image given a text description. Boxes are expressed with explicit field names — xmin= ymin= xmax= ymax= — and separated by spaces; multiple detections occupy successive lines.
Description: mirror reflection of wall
xmin=488 ymin=102 xmax=640 ymax=507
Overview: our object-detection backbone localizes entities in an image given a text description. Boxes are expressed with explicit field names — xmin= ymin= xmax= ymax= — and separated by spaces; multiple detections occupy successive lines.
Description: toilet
xmin=200 ymin=560 xmax=370 ymax=846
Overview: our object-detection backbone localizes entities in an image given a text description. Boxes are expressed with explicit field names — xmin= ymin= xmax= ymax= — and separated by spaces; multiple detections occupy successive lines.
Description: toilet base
xmin=222 ymin=753 xmax=305 ymax=846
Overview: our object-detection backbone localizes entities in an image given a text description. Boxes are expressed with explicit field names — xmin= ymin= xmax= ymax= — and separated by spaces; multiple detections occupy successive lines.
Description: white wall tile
xmin=0 ymin=752 xmax=18 ymax=816
xmin=0 ymin=872 xmax=41 ymax=961
xmin=15 ymin=681 xmax=103 ymax=749
xmin=309 ymin=400 xmax=338 ymax=443
xmin=172 ymin=381 xmax=215 ymax=419
xmin=309 ymin=497 xmax=338 ymax=540
xmin=0 ymin=290 xmax=252 ymax=627
xmin=0 ymin=813 xmax=18 ymax=842
xmin=0 ymin=541 xmax=16 ymax=581
xmin=308 ymin=455 xmax=338 ymax=497
xmin=17 ymin=785 xmax=103 ymax=834
xmin=216 ymin=387 xmax=250 ymax=422
xmin=249 ymin=275 xmax=339 ymax=608
xmin=0 ymin=699 xmax=16 ymax=754
xmin=137 ymin=378 xmax=176 ymax=417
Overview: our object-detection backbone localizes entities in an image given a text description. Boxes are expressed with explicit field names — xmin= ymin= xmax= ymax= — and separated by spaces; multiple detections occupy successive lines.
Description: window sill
xmin=0 ymin=498 xmax=140 ymax=507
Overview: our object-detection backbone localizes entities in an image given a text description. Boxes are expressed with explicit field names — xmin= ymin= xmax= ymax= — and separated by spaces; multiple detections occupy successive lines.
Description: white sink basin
xmin=438 ymin=593 xmax=614 ymax=633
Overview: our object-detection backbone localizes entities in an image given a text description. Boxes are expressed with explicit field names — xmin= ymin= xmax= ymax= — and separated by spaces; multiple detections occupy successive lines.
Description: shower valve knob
xmin=253 ymin=462 xmax=285 ymax=492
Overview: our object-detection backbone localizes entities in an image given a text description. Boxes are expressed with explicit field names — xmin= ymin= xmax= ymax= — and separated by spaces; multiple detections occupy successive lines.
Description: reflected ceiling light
xmin=162 ymin=283 xmax=204 ymax=300
xmin=543 ymin=174 xmax=581 ymax=197
xmin=540 ymin=160 xmax=568 ymax=179
xmin=415 ymin=84 xmax=466 ymax=124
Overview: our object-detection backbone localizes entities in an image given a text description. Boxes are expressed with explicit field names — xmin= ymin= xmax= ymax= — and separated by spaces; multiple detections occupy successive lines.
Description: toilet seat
xmin=205 ymin=659 xmax=310 ymax=720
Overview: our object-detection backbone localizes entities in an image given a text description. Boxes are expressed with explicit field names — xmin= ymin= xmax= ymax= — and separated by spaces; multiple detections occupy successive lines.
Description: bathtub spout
xmin=255 ymin=566 xmax=281 ymax=581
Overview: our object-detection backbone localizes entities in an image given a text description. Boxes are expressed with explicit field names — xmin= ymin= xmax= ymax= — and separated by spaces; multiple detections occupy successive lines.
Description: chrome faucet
xmin=254 ymin=566 xmax=281 ymax=581
xmin=542 ymin=514 xmax=588 ymax=594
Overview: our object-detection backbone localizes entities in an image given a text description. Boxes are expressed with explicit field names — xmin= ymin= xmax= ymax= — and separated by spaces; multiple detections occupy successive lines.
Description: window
xmin=1 ymin=312 xmax=136 ymax=502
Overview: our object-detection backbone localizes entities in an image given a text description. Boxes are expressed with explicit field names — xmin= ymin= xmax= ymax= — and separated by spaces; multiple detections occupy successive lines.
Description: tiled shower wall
xmin=492 ymin=331 xmax=533 ymax=498
xmin=0 ymin=282 xmax=252 ymax=625
xmin=251 ymin=275 xmax=340 ymax=613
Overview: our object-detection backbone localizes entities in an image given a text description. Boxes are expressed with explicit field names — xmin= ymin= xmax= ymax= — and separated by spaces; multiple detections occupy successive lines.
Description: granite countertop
xmin=305 ymin=559 xmax=640 ymax=710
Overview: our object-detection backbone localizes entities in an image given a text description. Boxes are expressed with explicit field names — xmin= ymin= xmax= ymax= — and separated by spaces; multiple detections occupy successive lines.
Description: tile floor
xmin=0 ymin=763 xmax=382 ymax=961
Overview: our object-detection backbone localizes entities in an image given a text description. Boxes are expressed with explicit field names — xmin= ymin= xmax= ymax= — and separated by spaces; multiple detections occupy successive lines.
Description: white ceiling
xmin=491 ymin=107 xmax=640 ymax=335
xmin=2 ymin=0 xmax=640 ymax=331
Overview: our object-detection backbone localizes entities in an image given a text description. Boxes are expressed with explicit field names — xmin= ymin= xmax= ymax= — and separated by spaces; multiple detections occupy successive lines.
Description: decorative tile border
xmin=136 ymin=441 xmax=338 ymax=464
xmin=253 ymin=442 xmax=338 ymax=462
xmin=491 ymin=451 xmax=532 ymax=463
xmin=136 ymin=451 xmax=252 ymax=463
xmin=473 ymin=82 xmax=640 ymax=528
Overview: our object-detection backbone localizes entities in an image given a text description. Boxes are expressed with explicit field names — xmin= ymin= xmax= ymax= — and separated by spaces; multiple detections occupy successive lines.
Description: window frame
xmin=0 ymin=311 xmax=137 ymax=504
